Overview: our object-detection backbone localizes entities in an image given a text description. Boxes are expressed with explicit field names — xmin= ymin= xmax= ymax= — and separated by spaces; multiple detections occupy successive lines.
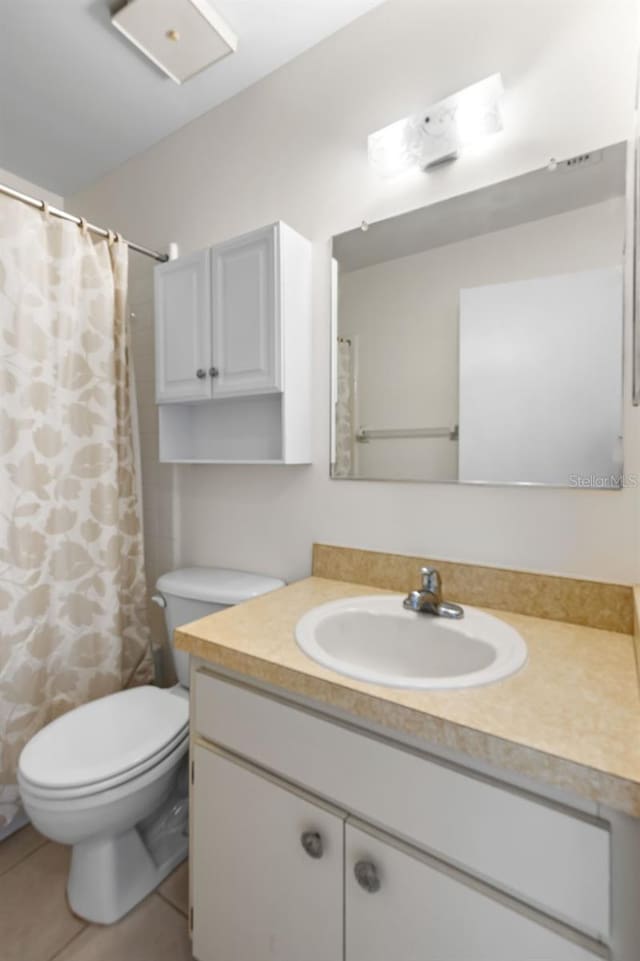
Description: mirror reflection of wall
xmin=332 ymin=142 xmax=626 ymax=487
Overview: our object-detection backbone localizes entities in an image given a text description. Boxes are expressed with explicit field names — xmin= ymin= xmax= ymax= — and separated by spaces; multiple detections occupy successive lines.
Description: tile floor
xmin=0 ymin=825 xmax=192 ymax=961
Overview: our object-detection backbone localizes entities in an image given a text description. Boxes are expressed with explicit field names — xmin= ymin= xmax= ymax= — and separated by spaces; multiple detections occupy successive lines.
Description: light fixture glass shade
xmin=368 ymin=74 xmax=504 ymax=178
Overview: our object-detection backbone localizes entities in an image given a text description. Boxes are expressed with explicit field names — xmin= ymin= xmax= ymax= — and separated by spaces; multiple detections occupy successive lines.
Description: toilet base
xmin=67 ymin=778 xmax=189 ymax=924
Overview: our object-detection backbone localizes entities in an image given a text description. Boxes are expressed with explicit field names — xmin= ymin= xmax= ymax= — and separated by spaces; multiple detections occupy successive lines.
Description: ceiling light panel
xmin=112 ymin=0 xmax=238 ymax=85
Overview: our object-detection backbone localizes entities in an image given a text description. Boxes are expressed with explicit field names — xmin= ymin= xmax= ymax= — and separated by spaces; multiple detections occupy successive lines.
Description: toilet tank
xmin=154 ymin=567 xmax=285 ymax=688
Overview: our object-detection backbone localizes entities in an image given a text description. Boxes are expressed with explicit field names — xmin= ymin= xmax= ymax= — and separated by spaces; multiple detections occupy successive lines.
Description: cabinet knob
xmin=354 ymin=860 xmax=380 ymax=893
xmin=196 ymin=368 xmax=207 ymax=379
xmin=301 ymin=831 xmax=323 ymax=859
xmin=209 ymin=367 xmax=219 ymax=378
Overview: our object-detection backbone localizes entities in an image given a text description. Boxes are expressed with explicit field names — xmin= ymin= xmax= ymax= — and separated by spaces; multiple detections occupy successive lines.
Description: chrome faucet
xmin=403 ymin=567 xmax=464 ymax=619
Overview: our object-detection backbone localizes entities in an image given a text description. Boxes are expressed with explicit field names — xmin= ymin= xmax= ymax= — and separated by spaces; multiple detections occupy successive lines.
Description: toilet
xmin=18 ymin=566 xmax=284 ymax=925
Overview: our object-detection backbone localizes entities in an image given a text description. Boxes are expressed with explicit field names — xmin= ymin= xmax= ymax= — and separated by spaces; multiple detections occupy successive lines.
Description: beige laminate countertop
xmin=175 ymin=576 xmax=640 ymax=817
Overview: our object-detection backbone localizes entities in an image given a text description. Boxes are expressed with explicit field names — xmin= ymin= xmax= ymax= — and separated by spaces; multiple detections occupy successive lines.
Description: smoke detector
xmin=112 ymin=0 xmax=238 ymax=85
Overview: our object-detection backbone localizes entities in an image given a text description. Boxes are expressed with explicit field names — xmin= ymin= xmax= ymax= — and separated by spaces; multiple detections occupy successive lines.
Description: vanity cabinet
xmin=192 ymin=744 xmax=343 ymax=961
xmin=153 ymin=222 xmax=311 ymax=463
xmin=191 ymin=669 xmax=609 ymax=961
xmin=344 ymin=822 xmax=597 ymax=961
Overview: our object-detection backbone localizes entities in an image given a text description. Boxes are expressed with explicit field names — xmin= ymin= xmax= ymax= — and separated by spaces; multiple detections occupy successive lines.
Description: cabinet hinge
xmin=191 ymin=759 xmax=195 ymax=785
xmin=189 ymin=906 xmax=194 ymax=933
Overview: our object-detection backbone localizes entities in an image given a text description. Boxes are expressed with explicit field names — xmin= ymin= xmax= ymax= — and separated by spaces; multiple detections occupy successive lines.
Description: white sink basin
xmin=295 ymin=595 xmax=527 ymax=690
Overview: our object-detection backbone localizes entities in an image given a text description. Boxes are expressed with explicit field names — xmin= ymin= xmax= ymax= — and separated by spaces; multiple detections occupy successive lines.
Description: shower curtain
xmin=333 ymin=337 xmax=354 ymax=477
xmin=0 ymin=196 xmax=152 ymax=834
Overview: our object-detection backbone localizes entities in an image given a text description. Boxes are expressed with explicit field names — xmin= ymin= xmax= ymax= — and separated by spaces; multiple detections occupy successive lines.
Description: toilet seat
xmin=19 ymin=686 xmax=189 ymax=800
xmin=19 ymin=727 xmax=189 ymax=800
xmin=19 ymin=732 xmax=189 ymax=815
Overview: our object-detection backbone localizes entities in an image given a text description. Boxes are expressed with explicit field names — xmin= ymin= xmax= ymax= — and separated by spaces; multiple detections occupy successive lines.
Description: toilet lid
xmin=19 ymin=686 xmax=189 ymax=790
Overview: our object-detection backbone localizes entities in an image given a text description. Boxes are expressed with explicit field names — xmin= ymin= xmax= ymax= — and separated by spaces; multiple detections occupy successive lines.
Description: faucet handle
xmin=420 ymin=567 xmax=441 ymax=595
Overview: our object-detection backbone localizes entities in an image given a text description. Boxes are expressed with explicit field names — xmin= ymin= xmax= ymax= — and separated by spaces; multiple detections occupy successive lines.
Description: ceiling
xmin=334 ymin=142 xmax=627 ymax=272
xmin=0 ymin=0 xmax=386 ymax=197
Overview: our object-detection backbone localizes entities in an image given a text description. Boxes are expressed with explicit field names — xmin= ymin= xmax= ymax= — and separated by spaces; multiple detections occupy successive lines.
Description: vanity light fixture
xmin=368 ymin=74 xmax=504 ymax=178
xmin=112 ymin=0 xmax=238 ymax=85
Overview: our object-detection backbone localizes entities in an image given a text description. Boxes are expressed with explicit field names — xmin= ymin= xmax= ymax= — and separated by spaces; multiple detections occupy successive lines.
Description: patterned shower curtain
xmin=333 ymin=337 xmax=354 ymax=477
xmin=0 ymin=196 xmax=153 ymax=833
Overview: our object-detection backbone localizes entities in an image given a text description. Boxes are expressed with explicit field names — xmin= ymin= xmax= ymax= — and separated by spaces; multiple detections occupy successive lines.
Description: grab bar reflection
xmin=356 ymin=425 xmax=459 ymax=442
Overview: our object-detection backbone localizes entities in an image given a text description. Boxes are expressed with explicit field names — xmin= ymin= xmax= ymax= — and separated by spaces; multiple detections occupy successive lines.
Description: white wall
xmin=70 ymin=0 xmax=640 ymax=584
xmin=341 ymin=198 xmax=625 ymax=482
xmin=0 ymin=166 xmax=63 ymax=208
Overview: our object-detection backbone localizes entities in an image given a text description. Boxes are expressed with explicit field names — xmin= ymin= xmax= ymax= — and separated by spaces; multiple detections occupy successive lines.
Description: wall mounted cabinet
xmin=211 ymin=227 xmax=280 ymax=398
xmin=155 ymin=249 xmax=212 ymax=404
xmin=154 ymin=222 xmax=311 ymax=463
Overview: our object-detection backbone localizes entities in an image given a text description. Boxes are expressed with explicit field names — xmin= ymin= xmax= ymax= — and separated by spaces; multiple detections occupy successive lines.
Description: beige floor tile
xmin=159 ymin=860 xmax=189 ymax=916
xmin=0 ymin=842 xmax=85 ymax=961
xmin=0 ymin=824 xmax=47 ymax=877
xmin=52 ymin=895 xmax=192 ymax=961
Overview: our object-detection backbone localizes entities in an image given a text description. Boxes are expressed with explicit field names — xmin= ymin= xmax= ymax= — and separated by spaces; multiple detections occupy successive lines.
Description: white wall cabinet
xmin=154 ymin=250 xmax=211 ymax=403
xmin=191 ymin=670 xmax=610 ymax=961
xmin=211 ymin=226 xmax=280 ymax=398
xmin=154 ymin=222 xmax=311 ymax=463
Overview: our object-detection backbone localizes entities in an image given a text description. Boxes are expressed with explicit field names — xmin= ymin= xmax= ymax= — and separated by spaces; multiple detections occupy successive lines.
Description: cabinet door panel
xmin=345 ymin=822 xmax=601 ymax=961
xmin=155 ymin=250 xmax=211 ymax=402
xmin=211 ymin=225 xmax=281 ymax=397
xmin=192 ymin=745 xmax=343 ymax=961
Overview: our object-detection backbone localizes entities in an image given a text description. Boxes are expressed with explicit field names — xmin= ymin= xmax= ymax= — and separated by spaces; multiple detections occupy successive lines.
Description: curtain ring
xmin=107 ymin=229 xmax=115 ymax=246
xmin=79 ymin=217 xmax=89 ymax=236
xmin=114 ymin=231 xmax=123 ymax=246
xmin=41 ymin=202 xmax=50 ymax=221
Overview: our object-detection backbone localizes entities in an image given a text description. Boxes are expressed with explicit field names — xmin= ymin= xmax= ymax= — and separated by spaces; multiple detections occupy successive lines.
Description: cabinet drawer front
xmin=195 ymin=670 xmax=610 ymax=941
xmin=345 ymin=821 xmax=602 ymax=961
xmin=192 ymin=744 xmax=343 ymax=961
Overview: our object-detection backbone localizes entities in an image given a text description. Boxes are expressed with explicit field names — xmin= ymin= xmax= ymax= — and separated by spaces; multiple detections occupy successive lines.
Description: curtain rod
xmin=0 ymin=181 xmax=169 ymax=263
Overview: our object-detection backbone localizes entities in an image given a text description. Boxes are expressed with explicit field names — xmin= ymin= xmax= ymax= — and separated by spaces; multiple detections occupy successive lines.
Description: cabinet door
xmin=192 ymin=745 xmax=343 ymax=961
xmin=154 ymin=250 xmax=211 ymax=402
xmin=345 ymin=822 xmax=601 ymax=961
xmin=211 ymin=225 xmax=281 ymax=397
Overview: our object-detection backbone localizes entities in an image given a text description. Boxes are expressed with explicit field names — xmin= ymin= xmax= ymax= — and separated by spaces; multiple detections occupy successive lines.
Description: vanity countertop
xmin=175 ymin=576 xmax=640 ymax=816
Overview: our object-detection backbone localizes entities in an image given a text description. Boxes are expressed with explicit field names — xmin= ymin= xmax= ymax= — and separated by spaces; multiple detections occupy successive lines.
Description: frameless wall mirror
xmin=331 ymin=141 xmax=627 ymax=487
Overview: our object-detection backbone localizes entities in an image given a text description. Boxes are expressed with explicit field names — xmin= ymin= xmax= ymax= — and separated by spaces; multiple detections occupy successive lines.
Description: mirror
xmin=331 ymin=141 xmax=626 ymax=487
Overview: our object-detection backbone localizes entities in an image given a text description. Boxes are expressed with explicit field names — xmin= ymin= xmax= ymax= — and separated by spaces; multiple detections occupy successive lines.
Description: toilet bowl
xmin=18 ymin=566 xmax=285 ymax=924
xmin=19 ymin=685 xmax=189 ymax=924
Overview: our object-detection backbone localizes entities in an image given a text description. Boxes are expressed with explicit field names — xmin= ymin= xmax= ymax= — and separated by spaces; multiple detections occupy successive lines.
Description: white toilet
xmin=18 ymin=566 xmax=284 ymax=924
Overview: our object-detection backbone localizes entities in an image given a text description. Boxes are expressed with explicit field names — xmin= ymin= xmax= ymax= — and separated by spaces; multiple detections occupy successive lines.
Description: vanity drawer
xmin=194 ymin=669 xmax=610 ymax=942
